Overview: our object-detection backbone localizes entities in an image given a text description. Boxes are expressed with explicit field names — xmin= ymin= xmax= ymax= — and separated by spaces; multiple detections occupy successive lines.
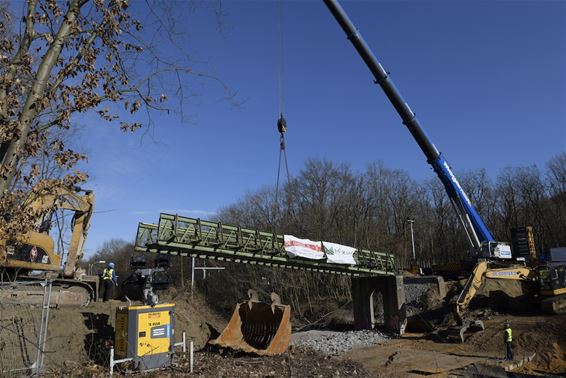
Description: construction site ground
xmin=345 ymin=313 xmax=566 ymax=377
xmin=2 ymin=287 xmax=565 ymax=377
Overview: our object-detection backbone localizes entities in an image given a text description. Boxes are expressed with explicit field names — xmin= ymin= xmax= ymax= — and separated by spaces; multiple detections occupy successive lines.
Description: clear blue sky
xmin=78 ymin=0 xmax=566 ymax=256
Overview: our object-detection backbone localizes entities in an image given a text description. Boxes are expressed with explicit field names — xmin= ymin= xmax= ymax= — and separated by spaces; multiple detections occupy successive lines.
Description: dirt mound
xmin=477 ymin=278 xmax=530 ymax=298
xmin=1 ymin=290 xmax=224 ymax=370
xmin=471 ymin=278 xmax=536 ymax=313
xmin=464 ymin=314 xmax=566 ymax=375
xmin=515 ymin=317 xmax=566 ymax=374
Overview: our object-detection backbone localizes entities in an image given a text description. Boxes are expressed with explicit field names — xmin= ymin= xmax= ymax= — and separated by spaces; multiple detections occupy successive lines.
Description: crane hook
xmin=277 ymin=113 xmax=287 ymax=134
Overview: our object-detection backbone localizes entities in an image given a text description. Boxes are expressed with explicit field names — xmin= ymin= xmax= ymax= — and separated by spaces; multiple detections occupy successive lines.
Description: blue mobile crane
xmin=325 ymin=0 xmax=566 ymax=335
xmin=323 ymin=0 xmax=511 ymax=261
xmin=323 ymin=0 xmax=522 ymax=338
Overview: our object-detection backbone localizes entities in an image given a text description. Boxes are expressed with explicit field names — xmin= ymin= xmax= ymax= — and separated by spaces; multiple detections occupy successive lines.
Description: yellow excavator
xmin=0 ymin=184 xmax=97 ymax=306
xmin=451 ymin=241 xmax=566 ymax=341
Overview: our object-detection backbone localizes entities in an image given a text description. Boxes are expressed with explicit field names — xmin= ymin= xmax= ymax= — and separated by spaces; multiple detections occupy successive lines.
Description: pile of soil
xmin=474 ymin=278 xmax=533 ymax=309
xmin=1 ymin=290 xmax=217 ymax=370
xmin=462 ymin=313 xmax=566 ymax=375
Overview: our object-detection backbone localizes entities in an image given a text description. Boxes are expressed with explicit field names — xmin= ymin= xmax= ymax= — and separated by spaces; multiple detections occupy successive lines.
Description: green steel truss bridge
xmin=135 ymin=213 xmax=396 ymax=277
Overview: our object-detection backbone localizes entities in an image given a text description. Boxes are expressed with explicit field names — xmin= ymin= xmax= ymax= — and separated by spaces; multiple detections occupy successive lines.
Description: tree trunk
xmin=0 ymin=0 xmax=83 ymax=193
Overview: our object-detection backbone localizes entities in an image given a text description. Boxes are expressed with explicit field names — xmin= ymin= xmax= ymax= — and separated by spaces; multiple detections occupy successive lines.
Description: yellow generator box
xmin=115 ymin=304 xmax=175 ymax=370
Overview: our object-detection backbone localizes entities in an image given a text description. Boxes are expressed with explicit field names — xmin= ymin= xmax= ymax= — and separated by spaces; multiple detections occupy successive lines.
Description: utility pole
xmin=407 ymin=218 xmax=416 ymax=260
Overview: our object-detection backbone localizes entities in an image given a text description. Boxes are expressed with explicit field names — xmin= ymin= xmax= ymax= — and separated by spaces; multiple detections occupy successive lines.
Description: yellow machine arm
xmin=60 ymin=189 xmax=94 ymax=278
xmin=455 ymin=261 xmax=533 ymax=323
xmin=454 ymin=260 xmax=488 ymax=324
xmin=1 ymin=184 xmax=94 ymax=278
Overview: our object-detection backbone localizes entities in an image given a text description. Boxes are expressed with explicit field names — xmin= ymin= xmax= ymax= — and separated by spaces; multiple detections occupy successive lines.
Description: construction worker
xmin=503 ymin=321 xmax=513 ymax=361
xmin=102 ymin=262 xmax=118 ymax=302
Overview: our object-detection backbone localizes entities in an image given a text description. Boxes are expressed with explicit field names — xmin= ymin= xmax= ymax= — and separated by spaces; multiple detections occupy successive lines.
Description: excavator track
xmin=0 ymin=278 xmax=95 ymax=307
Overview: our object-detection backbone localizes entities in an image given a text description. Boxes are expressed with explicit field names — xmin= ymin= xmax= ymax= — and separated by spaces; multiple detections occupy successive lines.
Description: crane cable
xmin=274 ymin=0 xmax=290 ymax=210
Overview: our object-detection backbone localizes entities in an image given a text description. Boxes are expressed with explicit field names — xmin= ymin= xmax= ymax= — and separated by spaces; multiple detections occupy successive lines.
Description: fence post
xmin=35 ymin=279 xmax=53 ymax=375
xmin=109 ymin=347 xmax=114 ymax=376
xmin=190 ymin=338 xmax=194 ymax=373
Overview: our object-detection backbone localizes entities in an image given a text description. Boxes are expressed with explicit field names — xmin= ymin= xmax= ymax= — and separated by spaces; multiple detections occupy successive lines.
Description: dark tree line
xmin=193 ymin=154 xmax=566 ymax=322
xmin=219 ymin=153 xmax=566 ymax=268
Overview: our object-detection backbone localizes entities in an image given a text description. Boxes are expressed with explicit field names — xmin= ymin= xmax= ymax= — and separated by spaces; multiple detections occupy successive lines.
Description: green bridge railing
xmin=135 ymin=213 xmax=396 ymax=276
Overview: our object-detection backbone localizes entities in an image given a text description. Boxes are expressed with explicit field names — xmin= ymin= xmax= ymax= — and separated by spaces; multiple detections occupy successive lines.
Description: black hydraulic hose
xmin=323 ymin=0 xmax=440 ymax=163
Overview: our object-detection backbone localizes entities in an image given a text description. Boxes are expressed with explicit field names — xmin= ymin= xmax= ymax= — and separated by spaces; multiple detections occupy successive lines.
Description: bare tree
xmin=0 ymin=0 xmax=230 ymax=239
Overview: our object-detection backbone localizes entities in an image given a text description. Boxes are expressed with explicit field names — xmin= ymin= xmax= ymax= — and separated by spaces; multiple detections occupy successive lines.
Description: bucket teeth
xmin=271 ymin=292 xmax=281 ymax=305
xmin=248 ymin=289 xmax=259 ymax=301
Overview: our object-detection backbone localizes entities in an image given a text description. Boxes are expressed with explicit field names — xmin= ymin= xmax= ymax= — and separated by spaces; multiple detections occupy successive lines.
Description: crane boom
xmin=323 ymin=0 xmax=510 ymax=258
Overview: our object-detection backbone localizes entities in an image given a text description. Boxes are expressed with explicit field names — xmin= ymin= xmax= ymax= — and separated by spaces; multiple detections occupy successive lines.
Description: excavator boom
xmin=0 ymin=184 xmax=97 ymax=306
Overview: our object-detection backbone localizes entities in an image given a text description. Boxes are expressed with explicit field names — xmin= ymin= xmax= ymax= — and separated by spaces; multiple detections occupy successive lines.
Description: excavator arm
xmin=454 ymin=260 xmax=488 ymax=324
xmin=448 ymin=261 xmax=535 ymax=341
xmin=1 ymin=184 xmax=94 ymax=278
xmin=60 ymin=190 xmax=94 ymax=278
xmin=455 ymin=262 xmax=534 ymax=322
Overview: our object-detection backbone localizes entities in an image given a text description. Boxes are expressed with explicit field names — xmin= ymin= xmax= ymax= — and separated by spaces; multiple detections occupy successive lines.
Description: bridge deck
xmin=135 ymin=213 xmax=396 ymax=277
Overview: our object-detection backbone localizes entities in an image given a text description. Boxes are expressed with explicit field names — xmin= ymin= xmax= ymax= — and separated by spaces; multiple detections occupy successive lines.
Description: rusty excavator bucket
xmin=446 ymin=319 xmax=485 ymax=343
xmin=210 ymin=290 xmax=292 ymax=356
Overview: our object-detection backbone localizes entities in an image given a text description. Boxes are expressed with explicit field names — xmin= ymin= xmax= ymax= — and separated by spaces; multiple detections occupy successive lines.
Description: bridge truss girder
xmin=135 ymin=213 xmax=396 ymax=277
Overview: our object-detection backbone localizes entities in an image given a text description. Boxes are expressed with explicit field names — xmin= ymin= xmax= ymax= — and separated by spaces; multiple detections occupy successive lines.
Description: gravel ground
xmin=291 ymin=330 xmax=389 ymax=355
xmin=404 ymin=282 xmax=440 ymax=316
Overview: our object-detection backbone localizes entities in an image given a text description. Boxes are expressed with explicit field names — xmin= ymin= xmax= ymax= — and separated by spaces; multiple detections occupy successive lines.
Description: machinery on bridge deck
xmin=121 ymin=254 xmax=173 ymax=306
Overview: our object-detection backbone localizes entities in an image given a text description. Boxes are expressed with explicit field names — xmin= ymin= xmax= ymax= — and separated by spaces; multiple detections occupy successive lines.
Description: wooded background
xmin=86 ymin=153 xmax=566 ymax=322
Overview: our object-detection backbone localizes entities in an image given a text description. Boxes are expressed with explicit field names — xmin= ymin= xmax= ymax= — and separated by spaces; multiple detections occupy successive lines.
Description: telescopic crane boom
xmin=323 ymin=0 xmax=510 ymax=259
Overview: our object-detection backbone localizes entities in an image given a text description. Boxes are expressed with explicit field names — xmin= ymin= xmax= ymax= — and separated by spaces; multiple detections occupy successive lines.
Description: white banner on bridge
xmin=284 ymin=235 xmax=324 ymax=260
xmin=323 ymin=241 xmax=357 ymax=265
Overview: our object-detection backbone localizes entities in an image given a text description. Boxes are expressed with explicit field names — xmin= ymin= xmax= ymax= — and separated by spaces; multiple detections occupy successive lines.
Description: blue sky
xmin=78 ymin=0 xmax=566 ymax=256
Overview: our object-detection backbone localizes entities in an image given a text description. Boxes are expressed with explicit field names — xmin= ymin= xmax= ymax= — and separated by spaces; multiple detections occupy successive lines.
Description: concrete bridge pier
xmin=351 ymin=276 xmax=406 ymax=335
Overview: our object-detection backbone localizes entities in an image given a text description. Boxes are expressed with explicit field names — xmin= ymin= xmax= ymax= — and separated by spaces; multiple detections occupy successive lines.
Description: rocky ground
xmin=291 ymin=330 xmax=389 ymax=355
xmin=351 ymin=312 xmax=566 ymax=377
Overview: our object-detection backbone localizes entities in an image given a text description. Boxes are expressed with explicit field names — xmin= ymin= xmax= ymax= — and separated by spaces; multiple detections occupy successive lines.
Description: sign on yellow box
xmin=137 ymin=310 xmax=171 ymax=357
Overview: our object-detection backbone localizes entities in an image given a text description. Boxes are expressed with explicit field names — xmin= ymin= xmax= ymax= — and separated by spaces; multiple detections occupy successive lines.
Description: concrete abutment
xmin=351 ymin=275 xmax=406 ymax=335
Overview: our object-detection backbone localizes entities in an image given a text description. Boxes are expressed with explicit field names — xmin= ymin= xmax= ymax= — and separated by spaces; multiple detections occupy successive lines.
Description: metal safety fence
xmin=0 ymin=279 xmax=52 ymax=376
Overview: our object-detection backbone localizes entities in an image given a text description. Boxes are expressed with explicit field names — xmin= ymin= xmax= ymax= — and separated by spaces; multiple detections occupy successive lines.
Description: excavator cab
xmin=539 ymin=265 xmax=566 ymax=314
